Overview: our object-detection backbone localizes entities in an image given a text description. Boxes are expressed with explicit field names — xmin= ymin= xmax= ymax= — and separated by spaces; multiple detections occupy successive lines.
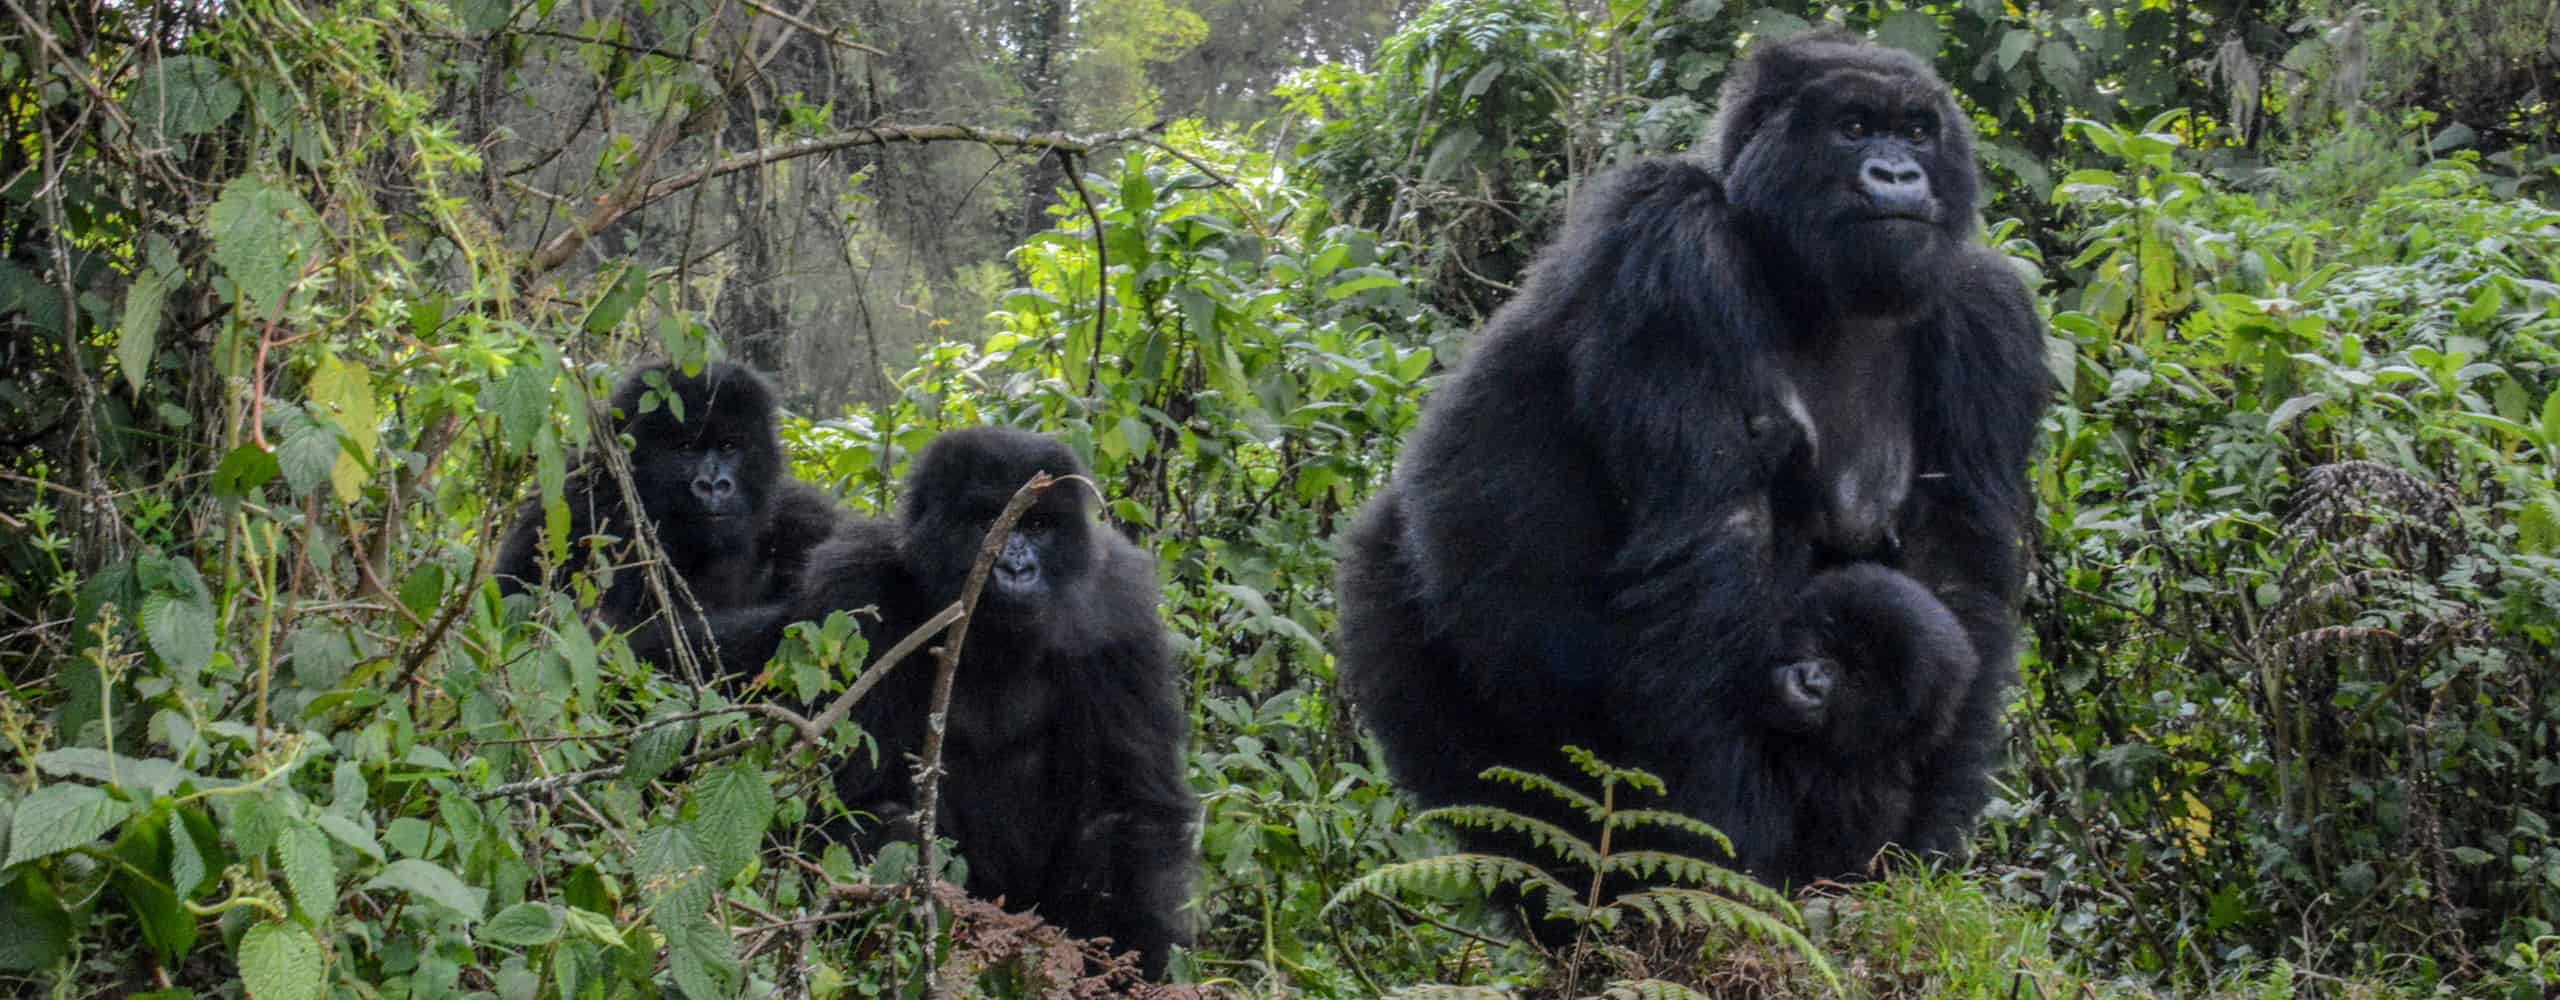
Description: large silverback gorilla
xmin=492 ymin=361 xmax=842 ymax=635
xmin=1336 ymin=30 xmax=2048 ymax=893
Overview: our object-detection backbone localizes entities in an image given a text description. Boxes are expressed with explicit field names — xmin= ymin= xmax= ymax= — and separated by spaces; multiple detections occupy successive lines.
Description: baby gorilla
xmin=1740 ymin=564 xmax=1981 ymax=885
xmin=492 ymin=360 xmax=840 ymax=637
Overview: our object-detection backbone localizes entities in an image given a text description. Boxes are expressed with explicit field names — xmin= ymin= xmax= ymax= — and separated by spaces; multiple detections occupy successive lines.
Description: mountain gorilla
xmin=637 ymin=427 xmax=1197 ymax=979
xmin=1739 ymin=565 xmax=1982 ymax=884
xmin=1336 ymin=30 xmax=2047 ymax=895
xmin=492 ymin=361 xmax=841 ymax=625
xmin=493 ymin=361 xmax=842 ymax=645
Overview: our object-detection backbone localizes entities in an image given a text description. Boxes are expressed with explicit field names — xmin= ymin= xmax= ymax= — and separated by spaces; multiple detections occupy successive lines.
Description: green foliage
xmin=1327 ymin=748 xmax=1837 ymax=997
xmin=10 ymin=0 xmax=2560 ymax=996
xmin=2007 ymin=115 xmax=2560 ymax=982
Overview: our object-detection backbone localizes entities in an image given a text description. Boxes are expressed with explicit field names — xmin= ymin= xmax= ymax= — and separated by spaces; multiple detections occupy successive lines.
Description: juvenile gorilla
xmin=1740 ymin=565 xmax=1980 ymax=884
xmin=493 ymin=361 xmax=841 ymax=639
xmin=651 ymin=428 xmax=1197 ymax=979
xmin=1337 ymin=30 xmax=2047 ymax=889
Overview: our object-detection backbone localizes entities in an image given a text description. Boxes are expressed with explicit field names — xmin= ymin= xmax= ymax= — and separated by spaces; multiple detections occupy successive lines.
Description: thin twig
xmin=1058 ymin=150 xmax=1112 ymax=397
xmin=799 ymin=600 xmax=962 ymax=745
xmin=530 ymin=124 xmax=1157 ymax=274
xmin=909 ymin=471 xmax=1060 ymax=987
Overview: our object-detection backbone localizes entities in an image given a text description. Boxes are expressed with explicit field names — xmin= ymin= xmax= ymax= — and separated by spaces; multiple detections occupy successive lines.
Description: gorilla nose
xmin=994 ymin=534 xmax=1039 ymax=582
xmin=692 ymin=472 xmax=736 ymax=505
xmin=1860 ymin=156 xmax=1931 ymax=216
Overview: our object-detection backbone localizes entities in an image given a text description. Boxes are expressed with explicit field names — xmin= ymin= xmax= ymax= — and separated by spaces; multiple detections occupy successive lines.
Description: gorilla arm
xmin=1893 ymin=246 xmax=2049 ymax=853
xmin=1553 ymin=159 xmax=1809 ymax=749
xmin=1049 ymin=543 xmax=1196 ymax=977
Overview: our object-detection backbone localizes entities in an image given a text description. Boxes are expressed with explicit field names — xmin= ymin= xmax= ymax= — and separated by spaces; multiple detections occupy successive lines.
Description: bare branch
xmin=528 ymin=124 xmax=1158 ymax=275
xmin=909 ymin=470 xmax=1062 ymax=985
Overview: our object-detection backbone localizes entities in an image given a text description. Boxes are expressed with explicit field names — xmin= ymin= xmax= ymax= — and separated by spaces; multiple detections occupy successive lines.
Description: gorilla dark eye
xmin=1903 ymin=116 xmax=1936 ymax=142
xmin=1838 ymin=116 xmax=1870 ymax=140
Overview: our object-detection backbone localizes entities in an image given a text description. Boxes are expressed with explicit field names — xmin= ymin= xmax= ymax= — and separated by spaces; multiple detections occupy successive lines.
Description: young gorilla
xmin=492 ymin=361 xmax=842 ymax=640
xmin=1735 ymin=565 xmax=1980 ymax=885
xmin=1337 ymin=29 xmax=2047 ymax=893
xmin=649 ymin=428 xmax=1197 ymax=979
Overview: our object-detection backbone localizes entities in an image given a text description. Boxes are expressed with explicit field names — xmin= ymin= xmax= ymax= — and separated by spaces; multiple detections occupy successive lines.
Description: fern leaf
xmin=1614 ymin=889 xmax=1840 ymax=990
xmin=1596 ymin=851 xmax=1793 ymax=912
xmin=1413 ymin=805 xmax=1601 ymax=867
xmin=1323 ymin=853 xmax=1565 ymax=912
xmin=1560 ymin=745 xmax=1668 ymax=795
xmin=1474 ymin=765 xmax=1605 ymax=817
xmin=1595 ymin=980 xmax=1713 ymax=1000
xmin=1600 ymin=809 xmax=1734 ymax=853
xmin=1389 ymin=986 xmax=1515 ymax=1000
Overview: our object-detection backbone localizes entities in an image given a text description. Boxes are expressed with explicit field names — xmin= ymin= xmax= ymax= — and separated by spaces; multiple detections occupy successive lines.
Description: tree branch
xmin=910 ymin=470 xmax=1061 ymax=986
xmin=528 ymin=123 xmax=1159 ymax=276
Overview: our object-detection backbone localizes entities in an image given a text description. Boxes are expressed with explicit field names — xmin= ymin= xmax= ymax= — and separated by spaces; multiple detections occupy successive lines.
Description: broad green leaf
xmin=211 ymin=444 xmax=281 ymax=500
xmin=625 ymin=707 xmax=696 ymax=788
xmin=117 ymin=268 xmax=169 ymax=395
xmin=364 ymin=859 xmax=486 ymax=923
xmin=1419 ymin=125 xmax=1481 ymax=185
xmin=2266 ymin=393 xmax=2328 ymax=432
xmin=0 ymin=871 xmax=73 ymax=971
xmin=482 ymin=902 xmax=564 ymax=948
xmin=4 ymin=784 xmax=134 ymax=868
xmin=306 ymin=356 xmax=379 ymax=503
xmin=169 ymin=809 xmax=211 ymax=897
xmin=126 ymin=55 xmax=241 ymax=139
xmin=582 ymin=263 xmax=649 ymax=334
xmin=690 ymin=764 xmax=776 ymax=883
xmin=1324 ymin=271 xmax=1401 ymax=301
xmin=275 ymin=409 xmax=341 ymax=497
xmin=1996 ymin=29 xmax=2032 ymax=72
xmin=205 ymin=174 xmax=319 ymax=320
xmin=313 ymin=811 xmax=384 ymax=863
xmin=277 ymin=823 xmax=337 ymax=923
xmin=34 ymin=747 xmax=191 ymax=797
xmin=486 ymin=361 xmax=554 ymax=453
xmin=237 ymin=921 xmax=327 ymax=1000
xmin=1875 ymin=9 xmax=1941 ymax=59
xmin=563 ymin=905 xmax=625 ymax=948
xmin=140 ymin=588 xmax=214 ymax=684
xmin=110 ymin=815 xmax=196 ymax=961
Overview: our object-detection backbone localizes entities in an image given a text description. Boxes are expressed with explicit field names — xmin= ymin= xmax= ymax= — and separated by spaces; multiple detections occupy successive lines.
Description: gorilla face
xmin=1761 ymin=565 xmax=1979 ymax=761
xmin=1713 ymin=38 xmax=1978 ymax=317
xmin=898 ymin=427 xmax=1097 ymax=623
xmin=614 ymin=361 xmax=786 ymax=548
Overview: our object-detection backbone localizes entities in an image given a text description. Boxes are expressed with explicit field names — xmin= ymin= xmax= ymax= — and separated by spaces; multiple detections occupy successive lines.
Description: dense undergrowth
xmin=5 ymin=1 xmax=2560 ymax=997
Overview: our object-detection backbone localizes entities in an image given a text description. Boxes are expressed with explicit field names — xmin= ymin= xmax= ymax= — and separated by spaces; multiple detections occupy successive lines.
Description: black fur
xmin=491 ymin=360 xmax=842 ymax=636
xmin=1731 ymin=564 xmax=1980 ymax=883
xmin=1336 ymin=30 xmax=2046 ymax=892
xmin=644 ymin=428 xmax=1197 ymax=978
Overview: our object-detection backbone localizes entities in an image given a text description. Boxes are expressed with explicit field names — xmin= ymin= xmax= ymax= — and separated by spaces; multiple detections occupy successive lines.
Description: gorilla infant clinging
xmin=1337 ymin=29 xmax=2048 ymax=896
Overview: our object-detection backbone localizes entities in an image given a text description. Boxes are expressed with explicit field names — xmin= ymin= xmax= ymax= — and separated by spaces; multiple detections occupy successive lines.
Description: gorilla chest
xmin=1780 ymin=317 xmax=1919 ymax=560
xmin=942 ymin=661 xmax=1079 ymax=797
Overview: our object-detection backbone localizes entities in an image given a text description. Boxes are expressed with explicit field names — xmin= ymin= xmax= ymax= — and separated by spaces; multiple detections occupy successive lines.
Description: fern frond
xmin=1594 ymin=980 xmax=1713 ymax=1000
xmin=1323 ymin=853 xmax=1565 ymax=913
xmin=1388 ymin=986 xmax=1515 ymax=1000
xmin=1413 ymin=805 xmax=1601 ymax=867
xmin=1600 ymin=809 xmax=1734 ymax=852
xmin=1560 ymin=745 xmax=1668 ymax=795
xmin=1475 ymin=765 xmax=1604 ymax=817
xmin=1596 ymin=851 xmax=1795 ymax=914
xmin=1612 ymin=889 xmax=1839 ymax=990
